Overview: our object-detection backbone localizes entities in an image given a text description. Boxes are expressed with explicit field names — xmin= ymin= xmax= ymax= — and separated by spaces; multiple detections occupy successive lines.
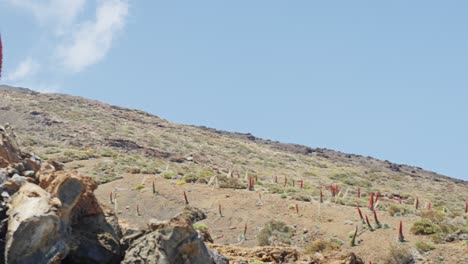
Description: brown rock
xmin=122 ymin=206 xmax=222 ymax=264
xmin=5 ymin=183 xmax=69 ymax=263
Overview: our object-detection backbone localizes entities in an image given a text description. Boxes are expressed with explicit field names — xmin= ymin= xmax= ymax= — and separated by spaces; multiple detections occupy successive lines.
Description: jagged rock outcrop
xmin=38 ymin=171 xmax=122 ymax=264
xmin=5 ymin=182 xmax=68 ymax=264
xmin=122 ymin=206 xmax=227 ymax=264
xmin=0 ymin=126 xmax=21 ymax=167
xmin=0 ymin=125 xmax=122 ymax=264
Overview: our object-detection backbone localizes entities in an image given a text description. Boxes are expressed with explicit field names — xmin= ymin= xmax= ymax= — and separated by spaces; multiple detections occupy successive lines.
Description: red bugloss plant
xmin=398 ymin=220 xmax=404 ymax=242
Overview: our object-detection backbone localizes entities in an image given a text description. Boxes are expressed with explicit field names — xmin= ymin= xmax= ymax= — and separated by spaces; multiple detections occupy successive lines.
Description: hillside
xmin=0 ymin=85 xmax=467 ymax=263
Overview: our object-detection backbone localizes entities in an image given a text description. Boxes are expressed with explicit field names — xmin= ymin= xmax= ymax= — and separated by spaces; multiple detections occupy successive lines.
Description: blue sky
xmin=1 ymin=1 xmax=467 ymax=180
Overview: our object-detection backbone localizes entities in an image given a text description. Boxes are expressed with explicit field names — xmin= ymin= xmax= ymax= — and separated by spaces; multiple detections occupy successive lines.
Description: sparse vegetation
xmin=2 ymin=87 xmax=468 ymax=263
xmin=382 ymin=244 xmax=414 ymax=264
xmin=388 ymin=204 xmax=411 ymax=217
xmin=193 ymin=223 xmax=209 ymax=231
xmin=415 ymin=241 xmax=435 ymax=253
xmin=411 ymin=219 xmax=440 ymax=235
xmin=257 ymin=220 xmax=295 ymax=246
xmin=305 ymin=238 xmax=342 ymax=254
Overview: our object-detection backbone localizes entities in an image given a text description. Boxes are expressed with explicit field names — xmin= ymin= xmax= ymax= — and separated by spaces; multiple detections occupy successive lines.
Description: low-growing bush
xmin=184 ymin=174 xmax=198 ymax=183
xmin=382 ymin=244 xmax=414 ymax=264
xmin=257 ymin=220 xmax=295 ymax=246
xmin=305 ymin=238 xmax=342 ymax=254
xmin=218 ymin=176 xmax=248 ymax=189
xmin=291 ymin=193 xmax=311 ymax=202
xmin=193 ymin=223 xmax=209 ymax=231
xmin=388 ymin=205 xmax=411 ymax=217
xmin=415 ymin=241 xmax=435 ymax=253
xmin=411 ymin=219 xmax=441 ymax=235
xmin=176 ymin=180 xmax=187 ymax=185
xmin=268 ymin=185 xmax=284 ymax=194
xmin=163 ymin=172 xmax=176 ymax=179
xmin=419 ymin=210 xmax=445 ymax=224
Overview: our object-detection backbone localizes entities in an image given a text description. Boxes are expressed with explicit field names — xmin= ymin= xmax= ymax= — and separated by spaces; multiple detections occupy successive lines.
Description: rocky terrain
xmin=0 ymin=85 xmax=467 ymax=263
xmin=0 ymin=124 xmax=230 ymax=263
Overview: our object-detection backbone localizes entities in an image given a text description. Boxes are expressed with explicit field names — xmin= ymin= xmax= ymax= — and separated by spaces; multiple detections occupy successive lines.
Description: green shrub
xmin=135 ymin=184 xmax=145 ymax=190
xmin=291 ymin=193 xmax=311 ymax=202
xmin=257 ymin=220 xmax=295 ymax=246
xmin=176 ymin=180 xmax=187 ymax=185
xmin=415 ymin=241 xmax=435 ymax=253
xmin=419 ymin=210 xmax=445 ymax=224
xmin=100 ymin=149 xmax=118 ymax=157
xmin=163 ymin=172 xmax=176 ymax=179
xmin=411 ymin=219 xmax=441 ymax=235
xmin=388 ymin=205 xmax=411 ymax=216
xmin=184 ymin=174 xmax=198 ymax=183
xmin=218 ymin=176 xmax=248 ymax=189
xmin=268 ymin=185 xmax=284 ymax=194
xmin=193 ymin=223 xmax=209 ymax=231
xmin=305 ymin=238 xmax=341 ymax=254
xmin=382 ymin=244 xmax=414 ymax=264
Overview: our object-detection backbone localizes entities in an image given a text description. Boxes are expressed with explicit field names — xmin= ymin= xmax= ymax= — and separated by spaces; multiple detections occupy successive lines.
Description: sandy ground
xmin=94 ymin=173 xmax=467 ymax=263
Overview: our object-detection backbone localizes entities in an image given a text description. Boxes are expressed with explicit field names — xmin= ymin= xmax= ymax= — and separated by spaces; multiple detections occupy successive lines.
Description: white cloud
xmin=7 ymin=0 xmax=86 ymax=31
xmin=5 ymin=58 xmax=40 ymax=82
xmin=57 ymin=0 xmax=129 ymax=73
xmin=5 ymin=0 xmax=129 ymax=84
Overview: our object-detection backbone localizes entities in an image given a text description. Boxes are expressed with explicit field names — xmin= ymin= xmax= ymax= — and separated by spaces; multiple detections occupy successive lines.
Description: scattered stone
xmin=21 ymin=170 xmax=35 ymax=178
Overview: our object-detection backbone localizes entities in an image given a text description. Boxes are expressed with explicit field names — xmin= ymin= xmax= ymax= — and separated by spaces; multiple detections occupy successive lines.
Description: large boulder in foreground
xmin=122 ymin=206 xmax=226 ymax=264
xmin=5 ymin=182 xmax=68 ymax=264
xmin=39 ymin=171 xmax=122 ymax=264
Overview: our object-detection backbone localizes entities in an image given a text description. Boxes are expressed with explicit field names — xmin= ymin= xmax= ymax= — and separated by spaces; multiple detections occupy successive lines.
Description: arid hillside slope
xmin=0 ymin=85 xmax=467 ymax=263
xmin=0 ymin=85 xmax=465 ymax=209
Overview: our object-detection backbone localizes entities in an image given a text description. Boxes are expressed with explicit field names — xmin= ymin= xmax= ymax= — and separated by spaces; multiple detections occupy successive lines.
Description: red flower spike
xmin=295 ymin=204 xmax=299 ymax=214
xmin=373 ymin=210 xmax=380 ymax=225
xmin=183 ymin=191 xmax=189 ymax=205
xmin=398 ymin=221 xmax=404 ymax=242
xmin=357 ymin=207 xmax=364 ymax=220
xmin=415 ymin=197 xmax=419 ymax=210
xmin=320 ymin=188 xmax=323 ymax=203
xmin=368 ymin=192 xmax=374 ymax=211
xmin=357 ymin=187 xmax=360 ymax=198
xmin=365 ymin=215 xmax=373 ymax=231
